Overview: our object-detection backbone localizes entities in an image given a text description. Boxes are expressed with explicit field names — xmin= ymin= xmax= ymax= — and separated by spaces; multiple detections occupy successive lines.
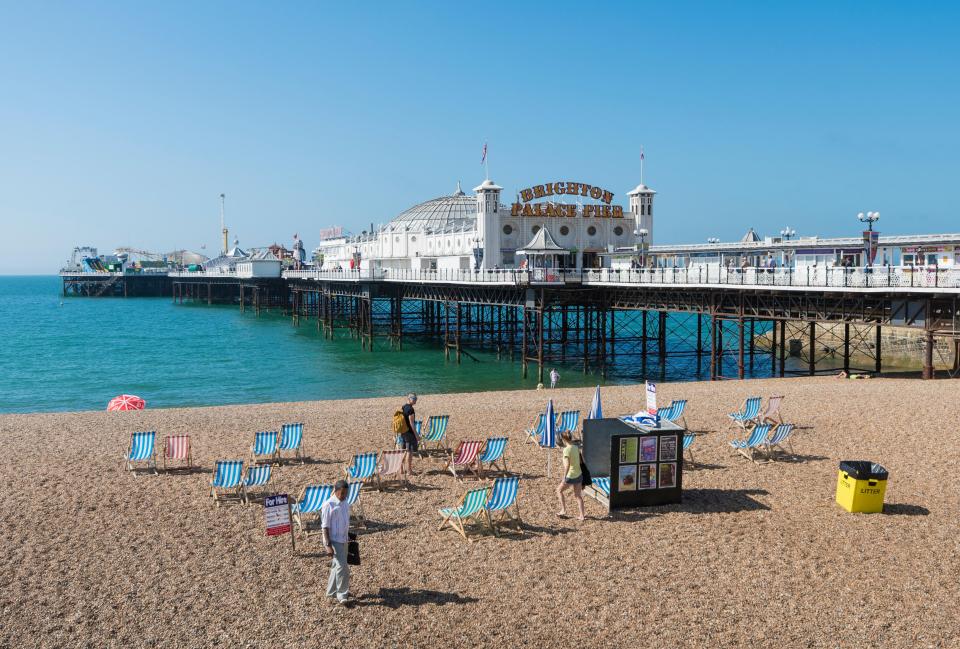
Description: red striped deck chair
xmin=443 ymin=440 xmax=484 ymax=480
xmin=162 ymin=435 xmax=192 ymax=472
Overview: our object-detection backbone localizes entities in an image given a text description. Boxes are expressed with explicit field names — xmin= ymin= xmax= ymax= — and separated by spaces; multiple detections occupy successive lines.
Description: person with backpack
xmin=393 ymin=393 xmax=419 ymax=476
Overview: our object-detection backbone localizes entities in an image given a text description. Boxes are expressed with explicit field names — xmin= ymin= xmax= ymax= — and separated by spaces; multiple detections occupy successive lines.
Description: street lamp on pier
xmin=780 ymin=227 xmax=796 ymax=240
xmin=634 ymin=228 xmax=648 ymax=267
xmin=857 ymin=212 xmax=879 ymax=232
xmin=706 ymin=237 xmax=720 ymax=244
xmin=471 ymin=236 xmax=483 ymax=271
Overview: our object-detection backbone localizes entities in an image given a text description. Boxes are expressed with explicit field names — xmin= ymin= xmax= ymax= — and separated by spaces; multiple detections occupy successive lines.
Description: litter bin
xmin=835 ymin=461 xmax=888 ymax=513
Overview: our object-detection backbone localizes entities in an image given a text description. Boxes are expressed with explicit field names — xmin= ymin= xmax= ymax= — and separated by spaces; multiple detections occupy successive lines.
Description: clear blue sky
xmin=2 ymin=1 xmax=958 ymax=273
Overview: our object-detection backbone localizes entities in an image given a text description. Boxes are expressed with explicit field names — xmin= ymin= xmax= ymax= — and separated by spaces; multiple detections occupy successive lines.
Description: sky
xmin=1 ymin=1 xmax=959 ymax=273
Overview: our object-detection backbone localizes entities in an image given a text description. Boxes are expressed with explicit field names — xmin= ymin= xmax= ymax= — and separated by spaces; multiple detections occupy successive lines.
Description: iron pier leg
xmin=770 ymin=319 xmax=777 ymax=376
xmin=537 ymin=291 xmax=545 ymax=384
xmin=808 ymin=321 xmax=816 ymax=376
xmin=875 ymin=325 xmax=882 ymax=375
xmin=923 ymin=330 xmax=935 ymax=379
xmin=779 ymin=320 xmax=786 ymax=377
xmin=843 ymin=323 xmax=851 ymax=373
xmin=738 ymin=317 xmax=745 ymax=380
xmin=709 ymin=314 xmax=717 ymax=381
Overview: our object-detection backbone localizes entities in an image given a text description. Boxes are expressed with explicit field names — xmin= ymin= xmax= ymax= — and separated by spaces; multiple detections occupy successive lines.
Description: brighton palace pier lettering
xmin=511 ymin=181 xmax=624 ymax=218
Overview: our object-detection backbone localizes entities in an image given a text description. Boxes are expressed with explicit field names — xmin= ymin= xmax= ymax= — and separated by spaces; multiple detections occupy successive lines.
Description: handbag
xmin=347 ymin=531 xmax=360 ymax=566
xmin=579 ymin=452 xmax=593 ymax=487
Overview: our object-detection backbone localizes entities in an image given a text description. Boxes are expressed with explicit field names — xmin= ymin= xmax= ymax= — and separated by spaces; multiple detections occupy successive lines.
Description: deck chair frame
xmin=485 ymin=477 xmax=522 ymax=536
xmin=438 ymin=487 xmax=491 ymax=541
xmin=524 ymin=413 xmax=547 ymax=444
xmin=161 ymin=434 xmax=192 ymax=472
xmin=278 ymin=423 xmax=305 ymax=464
xmin=730 ymin=424 xmax=772 ymax=463
xmin=477 ymin=437 xmax=509 ymax=477
xmin=210 ymin=460 xmax=247 ymax=507
xmin=443 ymin=440 xmax=484 ymax=480
xmin=125 ymin=431 xmax=158 ymax=476
xmin=251 ymin=431 xmax=280 ymax=466
xmin=761 ymin=396 xmax=785 ymax=425
xmin=419 ymin=415 xmax=450 ymax=454
xmin=376 ymin=450 xmax=409 ymax=489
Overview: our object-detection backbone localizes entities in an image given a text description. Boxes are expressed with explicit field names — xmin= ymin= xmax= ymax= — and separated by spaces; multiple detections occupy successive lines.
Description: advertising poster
xmin=645 ymin=381 xmax=657 ymax=414
xmin=640 ymin=436 xmax=658 ymax=462
xmin=659 ymin=463 xmax=677 ymax=488
xmin=619 ymin=437 xmax=638 ymax=464
xmin=638 ymin=463 xmax=657 ymax=489
xmin=659 ymin=435 xmax=677 ymax=462
xmin=618 ymin=465 xmax=637 ymax=491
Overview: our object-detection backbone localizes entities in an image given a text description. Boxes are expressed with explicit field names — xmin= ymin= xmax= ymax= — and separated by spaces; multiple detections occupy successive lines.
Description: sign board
xmin=264 ymin=493 xmax=296 ymax=550
xmin=319 ymin=226 xmax=344 ymax=240
xmin=645 ymin=381 xmax=657 ymax=415
xmin=511 ymin=180 xmax=625 ymax=219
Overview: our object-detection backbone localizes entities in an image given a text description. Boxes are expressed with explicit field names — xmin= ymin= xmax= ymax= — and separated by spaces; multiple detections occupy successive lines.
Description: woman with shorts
xmin=556 ymin=431 xmax=585 ymax=521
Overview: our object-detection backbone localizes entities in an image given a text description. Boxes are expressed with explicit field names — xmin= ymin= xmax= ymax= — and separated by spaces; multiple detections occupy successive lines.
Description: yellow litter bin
xmin=836 ymin=461 xmax=889 ymax=513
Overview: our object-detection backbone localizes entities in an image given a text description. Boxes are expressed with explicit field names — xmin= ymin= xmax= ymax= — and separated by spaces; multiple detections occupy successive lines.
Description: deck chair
xmin=292 ymin=484 xmax=332 ymax=536
xmin=485 ymin=477 xmax=522 ymax=535
xmin=477 ymin=437 xmax=509 ymax=477
xmin=125 ymin=431 xmax=158 ymax=475
xmin=242 ymin=465 xmax=272 ymax=504
xmin=251 ymin=431 xmax=279 ymax=465
xmin=420 ymin=415 xmax=450 ymax=453
xmin=761 ymin=396 xmax=784 ymax=425
xmin=730 ymin=423 xmax=772 ymax=462
xmin=659 ymin=400 xmax=689 ymax=429
xmin=584 ymin=477 xmax=611 ymax=512
xmin=557 ymin=411 xmax=581 ymax=435
xmin=524 ymin=413 xmax=547 ymax=444
xmin=161 ymin=434 xmax=191 ymax=472
xmin=682 ymin=433 xmax=696 ymax=466
xmin=278 ymin=423 xmax=304 ymax=464
xmin=763 ymin=423 xmax=796 ymax=459
xmin=438 ymin=486 xmax=491 ymax=541
xmin=377 ymin=450 xmax=409 ymax=489
xmin=344 ymin=452 xmax=378 ymax=485
xmin=210 ymin=460 xmax=246 ymax=506
xmin=728 ymin=396 xmax=762 ymax=432
xmin=444 ymin=440 xmax=484 ymax=480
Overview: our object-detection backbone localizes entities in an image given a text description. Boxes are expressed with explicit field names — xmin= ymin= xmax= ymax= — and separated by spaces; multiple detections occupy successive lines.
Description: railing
xmin=168 ymin=270 xmax=237 ymax=278
xmin=59 ymin=271 xmax=123 ymax=277
xmin=284 ymin=268 xmax=386 ymax=281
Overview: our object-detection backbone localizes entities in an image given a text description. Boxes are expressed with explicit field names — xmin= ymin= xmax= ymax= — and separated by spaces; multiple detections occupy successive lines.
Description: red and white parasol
xmin=107 ymin=394 xmax=146 ymax=411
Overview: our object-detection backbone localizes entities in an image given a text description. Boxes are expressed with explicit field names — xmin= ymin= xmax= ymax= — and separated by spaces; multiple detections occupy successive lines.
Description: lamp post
xmin=707 ymin=237 xmax=720 ymax=244
xmin=858 ymin=211 xmax=880 ymax=266
xmin=471 ymin=236 xmax=483 ymax=271
xmin=780 ymin=227 xmax=796 ymax=241
xmin=634 ymin=227 xmax=648 ymax=267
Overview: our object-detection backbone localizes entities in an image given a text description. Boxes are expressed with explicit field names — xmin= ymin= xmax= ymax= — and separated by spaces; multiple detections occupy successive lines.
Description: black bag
xmin=347 ymin=531 xmax=360 ymax=566
xmin=579 ymin=452 xmax=592 ymax=487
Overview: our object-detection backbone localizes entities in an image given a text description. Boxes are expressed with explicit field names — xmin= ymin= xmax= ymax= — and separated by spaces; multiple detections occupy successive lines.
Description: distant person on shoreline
xmin=549 ymin=368 xmax=560 ymax=389
xmin=395 ymin=393 xmax=419 ymax=476
xmin=322 ymin=480 xmax=352 ymax=606
xmin=556 ymin=431 xmax=585 ymax=521
xmin=835 ymin=371 xmax=872 ymax=380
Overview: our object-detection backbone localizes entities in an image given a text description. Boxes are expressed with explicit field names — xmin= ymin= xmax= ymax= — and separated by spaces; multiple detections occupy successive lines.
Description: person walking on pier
xmin=322 ymin=480 xmax=352 ymax=605
xmin=549 ymin=368 xmax=560 ymax=389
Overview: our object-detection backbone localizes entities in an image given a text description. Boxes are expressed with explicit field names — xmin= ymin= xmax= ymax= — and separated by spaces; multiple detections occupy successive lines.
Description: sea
xmin=0 ymin=276 xmax=803 ymax=414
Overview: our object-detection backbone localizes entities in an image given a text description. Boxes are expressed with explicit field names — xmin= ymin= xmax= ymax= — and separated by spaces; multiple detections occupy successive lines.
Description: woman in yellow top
xmin=556 ymin=431 xmax=585 ymax=521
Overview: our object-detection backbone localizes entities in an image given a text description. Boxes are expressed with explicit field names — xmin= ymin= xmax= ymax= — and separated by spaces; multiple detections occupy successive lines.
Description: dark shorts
xmin=400 ymin=431 xmax=419 ymax=452
xmin=564 ymin=475 xmax=582 ymax=485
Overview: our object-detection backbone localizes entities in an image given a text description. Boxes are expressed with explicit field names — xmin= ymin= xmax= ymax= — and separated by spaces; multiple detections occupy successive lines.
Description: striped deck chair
xmin=161 ymin=434 xmax=191 ymax=472
xmin=761 ymin=396 xmax=785 ymax=425
xmin=444 ymin=440 xmax=484 ymax=480
xmin=210 ymin=460 xmax=245 ymax=507
xmin=251 ymin=431 xmax=279 ymax=466
xmin=242 ymin=465 xmax=272 ymax=504
xmin=377 ymin=450 xmax=409 ymax=489
xmin=420 ymin=415 xmax=450 ymax=453
xmin=682 ymin=433 xmax=696 ymax=466
xmin=477 ymin=437 xmax=509 ymax=477
xmin=438 ymin=486 xmax=491 ymax=541
xmin=584 ymin=476 xmax=611 ymax=512
xmin=730 ymin=423 xmax=772 ymax=462
xmin=659 ymin=400 xmax=689 ymax=429
xmin=763 ymin=423 xmax=796 ymax=459
xmin=485 ymin=476 xmax=522 ymax=535
xmin=557 ymin=411 xmax=581 ymax=436
xmin=728 ymin=396 xmax=762 ymax=432
xmin=292 ymin=484 xmax=332 ymax=536
xmin=125 ymin=431 xmax=158 ymax=475
xmin=278 ymin=423 xmax=304 ymax=464
xmin=524 ymin=413 xmax=547 ymax=444
xmin=344 ymin=452 xmax=379 ymax=486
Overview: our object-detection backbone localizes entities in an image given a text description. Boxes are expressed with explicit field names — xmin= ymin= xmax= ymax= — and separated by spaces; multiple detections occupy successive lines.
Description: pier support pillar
xmin=808 ymin=321 xmax=816 ymax=376
xmin=875 ymin=325 xmax=882 ymax=375
xmin=923 ymin=330 xmax=935 ymax=379
xmin=738 ymin=317 xmax=745 ymax=379
xmin=843 ymin=323 xmax=851 ymax=373
xmin=709 ymin=315 xmax=717 ymax=381
xmin=779 ymin=320 xmax=786 ymax=377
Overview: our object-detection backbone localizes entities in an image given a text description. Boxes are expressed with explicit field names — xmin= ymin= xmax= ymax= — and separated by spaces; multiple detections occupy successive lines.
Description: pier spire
xmin=219 ymin=193 xmax=228 ymax=255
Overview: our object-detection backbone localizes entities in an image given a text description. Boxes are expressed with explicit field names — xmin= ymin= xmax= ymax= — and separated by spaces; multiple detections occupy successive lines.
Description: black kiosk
xmin=582 ymin=416 xmax=684 ymax=511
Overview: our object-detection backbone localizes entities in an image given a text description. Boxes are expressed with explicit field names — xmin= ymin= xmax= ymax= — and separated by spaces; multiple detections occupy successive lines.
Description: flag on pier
xmin=481 ymin=142 xmax=487 ymax=165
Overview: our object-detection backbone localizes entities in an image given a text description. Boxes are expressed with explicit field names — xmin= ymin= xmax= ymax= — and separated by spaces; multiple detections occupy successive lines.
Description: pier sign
xmin=511 ymin=180 xmax=624 ymax=219
xmin=645 ymin=381 xmax=657 ymax=415
xmin=264 ymin=493 xmax=296 ymax=550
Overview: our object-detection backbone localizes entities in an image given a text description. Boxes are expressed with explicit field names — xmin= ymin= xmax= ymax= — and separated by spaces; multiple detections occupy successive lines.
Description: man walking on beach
xmin=398 ymin=393 xmax=418 ymax=476
xmin=321 ymin=480 xmax=351 ymax=606
xmin=549 ymin=368 xmax=560 ymax=389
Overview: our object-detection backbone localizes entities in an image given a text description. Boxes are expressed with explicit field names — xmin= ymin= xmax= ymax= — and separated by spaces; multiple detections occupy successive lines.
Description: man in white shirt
xmin=549 ymin=368 xmax=560 ymax=389
xmin=321 ymin=480 xmax=351 ymax=605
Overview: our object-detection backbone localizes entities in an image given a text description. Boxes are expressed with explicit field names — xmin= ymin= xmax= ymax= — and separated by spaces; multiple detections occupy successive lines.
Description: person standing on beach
xmin=549 ymin=368 xmax=560 ymax=389
xmin=398 ymin=393 xmax=418 ymax=476
xmin=556 ymin=431 xmax=585 ymax=521
xmin=321 ymin=480 xmax=352 ymax=605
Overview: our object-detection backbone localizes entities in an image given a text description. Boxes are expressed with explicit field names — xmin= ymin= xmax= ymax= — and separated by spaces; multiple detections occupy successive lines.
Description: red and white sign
xmin=645 ymin=381 xmax=657 ymax=415
xmin=264 ymin=494 xmax=292 ymax=537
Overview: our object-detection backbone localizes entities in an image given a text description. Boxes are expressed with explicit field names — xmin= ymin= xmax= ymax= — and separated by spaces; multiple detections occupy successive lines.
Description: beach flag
xmin=588 ymin=385 xmax=603 ymax=420
xmin=543 ymin=398 xmax=557 ymax=477
xmin=481 ymin=142 xmax=487 ymax=165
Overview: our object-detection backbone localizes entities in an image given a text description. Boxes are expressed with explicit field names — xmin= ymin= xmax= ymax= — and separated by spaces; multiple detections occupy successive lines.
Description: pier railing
xmin=168 ymin=270 xmax=237 ymax=278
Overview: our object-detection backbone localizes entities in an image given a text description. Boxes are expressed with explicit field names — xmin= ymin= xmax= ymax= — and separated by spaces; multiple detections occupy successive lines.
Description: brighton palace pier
xmin=65 ymin=172 xmax=960 ymax=382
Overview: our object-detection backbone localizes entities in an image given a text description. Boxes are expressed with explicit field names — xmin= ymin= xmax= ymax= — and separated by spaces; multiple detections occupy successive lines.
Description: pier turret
xmin=627 ymin=182 xmax=656 ymax=247
xmin=474 ymin=178 xmax=502 ymax=270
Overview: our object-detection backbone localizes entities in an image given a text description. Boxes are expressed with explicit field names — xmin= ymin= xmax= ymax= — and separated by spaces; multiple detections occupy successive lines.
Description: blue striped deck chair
xmin=659 ymin=400 xmax=689 ymax=429
xmin=682 ymin=433 xmax=696 ymax=466
xmin=557 ymin=411 xmax=581 ymax=436
xmin=437 ymin=486 xmax=491 ymax=541
xmin=730 ymin=423 xmax=772 ymax=462
xmin=344 ymin=452 xmax=378 ymax=486
xmin=242 ymin=465 xmax=272 ymax=504
xmin=727 ymin=396 xmax=762 ymax=433
xmin=585 ymin=477 xmax=611 ymax=513
xmin=292 ymin=484 xmax=332 ymax=535
xmin=478 ymin=437 xmax=509 ymax=476
xmin=420 ymin=415 xmax=450 ymax=453
xmin=125 ymin=431 xmax=158 ymax=475
xmin=485 ymin=477 xmax=522 ymax=535
xmin=278 ymin=423 xmax=304 ymax=464
xmin=210 ymin=460 xmax=246 ymax=507
xmin=763 ymin=423 xmax=796 ymax=459
xmin=524 ymin=413 xmax=547 ymax=444
xmin=251 ymin=431 xmax=279 ymax=466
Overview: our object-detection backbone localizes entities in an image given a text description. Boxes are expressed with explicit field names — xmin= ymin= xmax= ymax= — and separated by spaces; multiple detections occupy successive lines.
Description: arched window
xmin=613 ymin=226 xmax=624 ymax=236
xmin=560 ymin=226 xmax=570 ymax=236
xmin=502 ymin=224 xmax=513 ymax=235
xmin=587 ymin=226 xmax=597 ymax=236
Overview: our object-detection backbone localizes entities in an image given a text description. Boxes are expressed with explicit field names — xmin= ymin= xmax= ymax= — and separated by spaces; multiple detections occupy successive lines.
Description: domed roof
xmin=389 ymin=183 xmax=478 ymax=232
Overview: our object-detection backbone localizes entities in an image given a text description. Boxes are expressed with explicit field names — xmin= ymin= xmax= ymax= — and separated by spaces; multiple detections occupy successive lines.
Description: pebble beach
xmin=2 ymin=376 xmax=958 ymax=648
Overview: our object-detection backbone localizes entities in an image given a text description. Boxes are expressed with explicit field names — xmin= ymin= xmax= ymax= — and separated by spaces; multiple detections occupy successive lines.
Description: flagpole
xmin=640 ymin=145 xmax=645 ymax=185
